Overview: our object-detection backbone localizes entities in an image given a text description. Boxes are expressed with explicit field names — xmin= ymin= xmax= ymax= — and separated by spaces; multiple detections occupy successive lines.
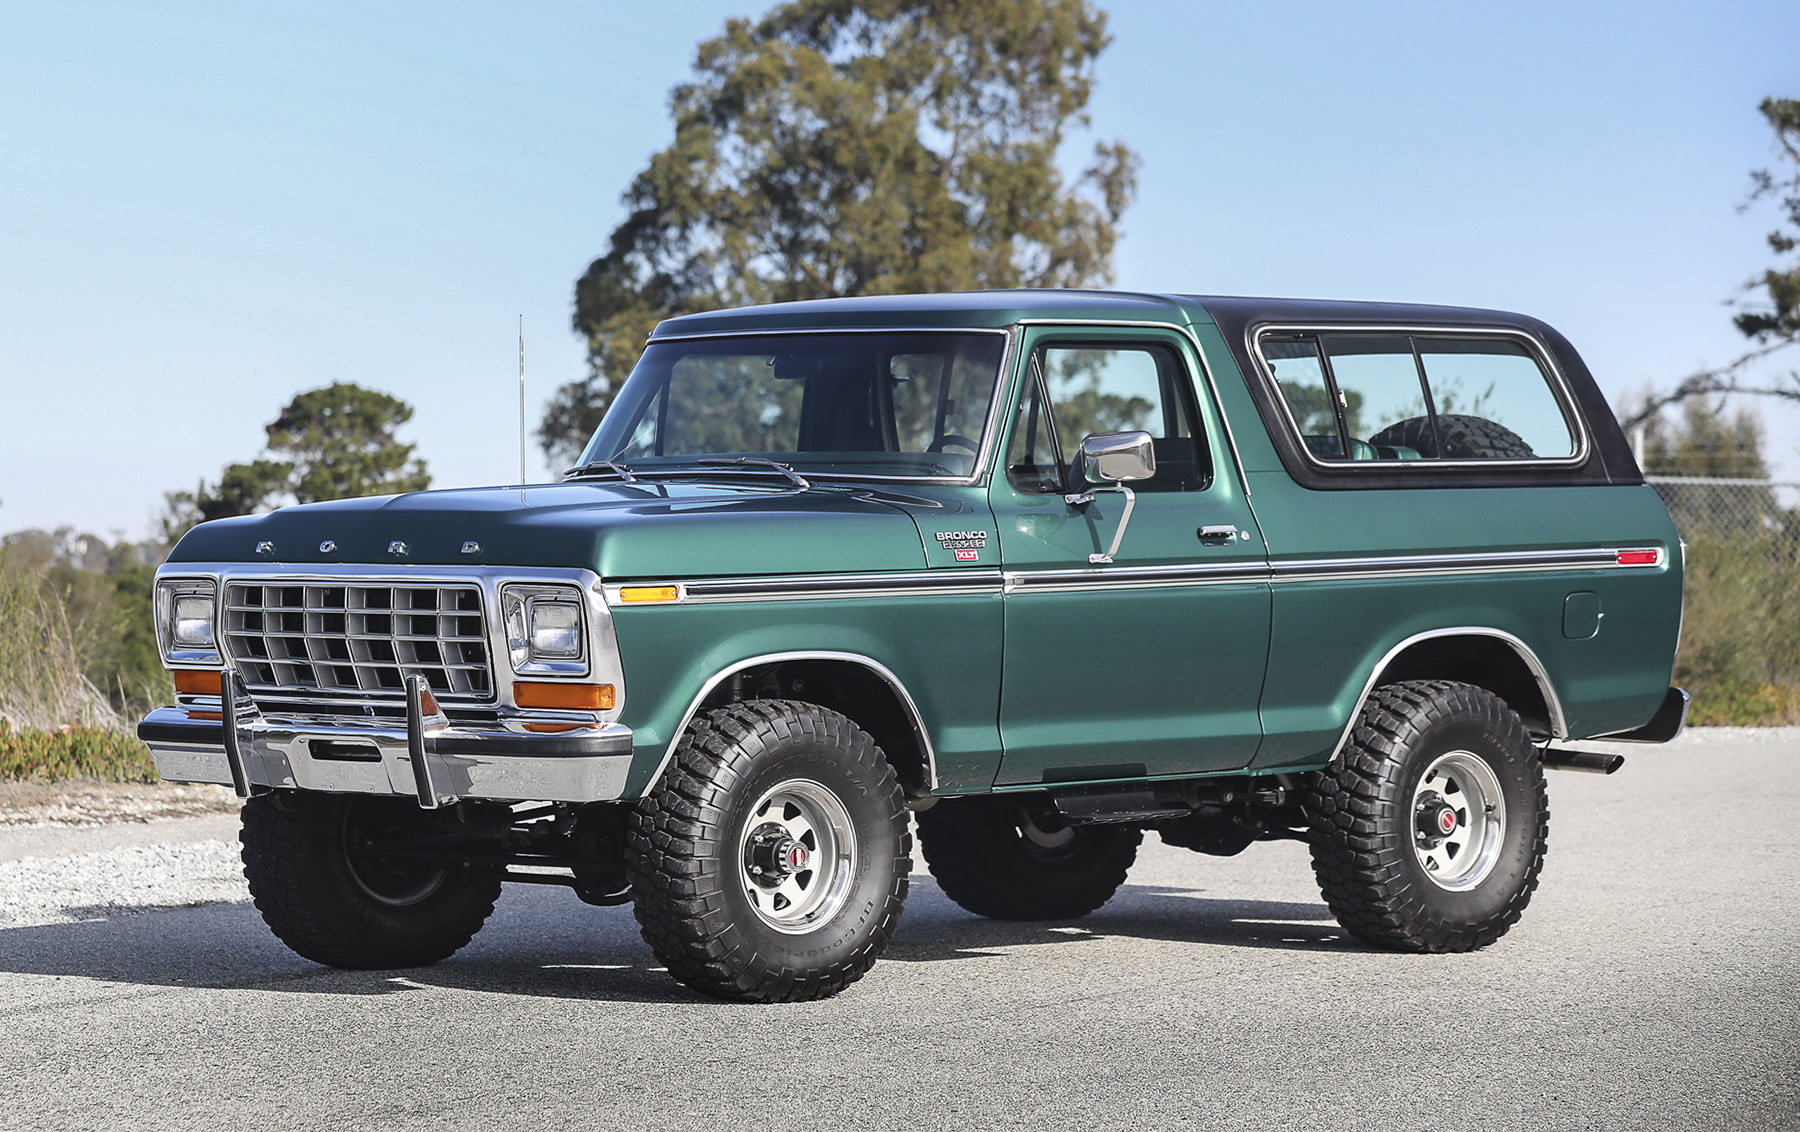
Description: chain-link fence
xmin=1645 ymin=476 xmax=1800 ymax=542
xmin=1644 ymin=476 xmax=1800 ymax=724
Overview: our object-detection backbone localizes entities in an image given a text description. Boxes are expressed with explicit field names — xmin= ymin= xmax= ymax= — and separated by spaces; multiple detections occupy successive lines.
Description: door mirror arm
xmin=1063 ymin=431 xmax=1155 ymax=564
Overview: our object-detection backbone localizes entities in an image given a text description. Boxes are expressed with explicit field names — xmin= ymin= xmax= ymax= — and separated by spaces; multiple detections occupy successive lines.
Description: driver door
xmin=990 ymin=327 xmax=1270 ymax=785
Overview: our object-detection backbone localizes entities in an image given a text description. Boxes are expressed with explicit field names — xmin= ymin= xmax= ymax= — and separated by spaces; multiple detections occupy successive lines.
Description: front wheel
xmin=1303 ymin=680 xmax=1548 ymax=952
xmin=240 ymin=792 xmax=502 ymax=969
xmin=626 ymin=700 xmax=911 ymax=1003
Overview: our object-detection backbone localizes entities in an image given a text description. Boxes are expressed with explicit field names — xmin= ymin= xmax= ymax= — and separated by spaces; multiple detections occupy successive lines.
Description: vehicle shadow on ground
xmin=0 ymin=878 xmax=1349 ymax=1004
xmin=881 ymin=879 xmax=1348 ymax=966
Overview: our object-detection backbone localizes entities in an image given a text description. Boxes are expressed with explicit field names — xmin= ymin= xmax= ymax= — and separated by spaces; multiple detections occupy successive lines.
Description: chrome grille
xmin=224 ymin=582 xmax=492 ymax=701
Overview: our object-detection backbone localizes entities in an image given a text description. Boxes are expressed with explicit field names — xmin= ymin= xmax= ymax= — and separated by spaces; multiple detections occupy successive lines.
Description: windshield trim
xmin=602 ymin=325 xmax=1019 ymax=488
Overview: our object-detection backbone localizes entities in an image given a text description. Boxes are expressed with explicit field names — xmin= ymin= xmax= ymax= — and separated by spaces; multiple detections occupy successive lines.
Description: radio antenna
xmin=518 ymin=315 xmax=527 ymax=484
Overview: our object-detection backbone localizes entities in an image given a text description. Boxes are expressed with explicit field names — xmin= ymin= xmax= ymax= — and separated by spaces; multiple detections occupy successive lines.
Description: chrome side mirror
xmin=1078 ymin=430 xmax=1156 ymax=486
xmin=1065 ymin=431 xmax=1155 ymax=564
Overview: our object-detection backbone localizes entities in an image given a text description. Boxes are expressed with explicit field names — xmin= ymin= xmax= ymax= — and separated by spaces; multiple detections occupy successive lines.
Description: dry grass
xmin=1677 ymin=533 xmax=1800 ymax=725
xmin=0 ymin=565 xmax=129 ymax=734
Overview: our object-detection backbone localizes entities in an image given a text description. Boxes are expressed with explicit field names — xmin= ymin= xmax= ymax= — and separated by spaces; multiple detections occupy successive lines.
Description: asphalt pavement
xmin=0 ymin=728 xmax=1794 ymax=1131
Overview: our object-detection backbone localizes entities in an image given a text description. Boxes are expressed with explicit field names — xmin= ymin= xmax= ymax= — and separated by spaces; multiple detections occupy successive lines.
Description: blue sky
xmin=3 ymin=0 xmax=1797 ymax=538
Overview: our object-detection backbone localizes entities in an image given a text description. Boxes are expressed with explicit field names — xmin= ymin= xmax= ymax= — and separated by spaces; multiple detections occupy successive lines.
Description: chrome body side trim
xmin=607 ymin=547 xmax=1661 ymax=605
xmin=1269 ymin=546 xmax=1654 ymax=583
xmin=1329 ymin=628 xmax=1569 ymax=762
xmin=1246 ymin=323 xmax=1592 ymax=470
xmin=644 ymin=651 xmax=941 ymax=796
xmin=611 ymin=570 xmax=1005 ymax=605
xmin=1002 ymin=562 xmax=1268 ymax=593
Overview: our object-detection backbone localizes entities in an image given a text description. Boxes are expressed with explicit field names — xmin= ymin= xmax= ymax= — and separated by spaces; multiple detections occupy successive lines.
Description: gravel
xmin=0 ymin=837 xmax=248 ymax=930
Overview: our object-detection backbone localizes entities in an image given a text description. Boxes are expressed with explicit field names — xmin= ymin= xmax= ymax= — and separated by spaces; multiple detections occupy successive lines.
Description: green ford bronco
xmin=140 ymin=291 xmax=1687 ymax=1002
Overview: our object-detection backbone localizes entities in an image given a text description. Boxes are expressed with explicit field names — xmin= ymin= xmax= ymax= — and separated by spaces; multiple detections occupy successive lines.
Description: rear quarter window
xmin=1256 ymin=329 xmax=1578 ymax=464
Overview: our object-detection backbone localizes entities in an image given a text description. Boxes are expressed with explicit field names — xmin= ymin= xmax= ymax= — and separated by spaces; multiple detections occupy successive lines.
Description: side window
xmin=1006 ymin=343 xmax=1209 ymax=493
xmin=1416 ymin=338 xmax=1574 ymax=459
xmin=1319 ymin=335 xmax=1431 ymax=459
xmin=1261 ymin=331 xmax=1576 ymax=462
xmin=1263 ymin=339 xmax=1341 ymax=457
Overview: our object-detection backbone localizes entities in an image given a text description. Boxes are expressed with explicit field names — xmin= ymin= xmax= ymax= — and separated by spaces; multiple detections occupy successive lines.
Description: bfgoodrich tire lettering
xmin=1303 ymin=680 xmax=1548 ymax=952
xmin=240 ymin=791 xmax=501 ymax=969
xmin=917 ymin=797 xmax=1139 ymax=920
xmin=627 ymin=700 xmax=911 ymax=1003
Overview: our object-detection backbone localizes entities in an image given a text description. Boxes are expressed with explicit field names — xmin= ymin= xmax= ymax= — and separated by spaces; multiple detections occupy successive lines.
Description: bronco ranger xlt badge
xmin=139 ymin=290 xmax=1687 ymax=1003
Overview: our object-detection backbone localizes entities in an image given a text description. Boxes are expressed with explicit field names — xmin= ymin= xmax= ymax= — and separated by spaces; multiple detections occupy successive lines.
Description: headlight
xmin=156 ymin=579 xmax=220 ymax=663
xmin=173 ymin=595 xmax=216 ymax=647
xmin=501 ymin=585 xmax=587 ymax=673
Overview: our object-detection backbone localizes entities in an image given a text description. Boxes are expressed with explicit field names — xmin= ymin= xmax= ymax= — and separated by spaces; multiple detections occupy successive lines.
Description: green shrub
xmin=1675 ymin=532 xmax=1800 ymax=725
xmin=0 ymin=721 xmax=158 ymax=783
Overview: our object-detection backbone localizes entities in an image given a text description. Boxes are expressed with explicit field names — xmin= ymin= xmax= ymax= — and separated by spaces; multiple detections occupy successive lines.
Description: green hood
xmin=167 ymin=481 xmax=932 ymax=579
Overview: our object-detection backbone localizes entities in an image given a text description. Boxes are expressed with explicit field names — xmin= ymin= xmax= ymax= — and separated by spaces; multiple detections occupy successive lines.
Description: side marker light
xmin=618 ymin=585 xmax=680 ymax=604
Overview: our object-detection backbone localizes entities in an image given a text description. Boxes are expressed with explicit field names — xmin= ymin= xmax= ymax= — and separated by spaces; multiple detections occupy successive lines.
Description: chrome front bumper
xmin=137 ymin=672 xmax=634 ymax=807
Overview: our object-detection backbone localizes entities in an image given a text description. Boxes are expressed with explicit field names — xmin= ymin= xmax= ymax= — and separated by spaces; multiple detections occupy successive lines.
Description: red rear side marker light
xmin=1615 ymin=549 xmax=1660 ymax=566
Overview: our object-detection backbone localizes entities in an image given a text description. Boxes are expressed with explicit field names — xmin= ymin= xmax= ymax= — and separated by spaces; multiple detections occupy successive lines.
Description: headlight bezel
xmin=155 ymin=578 xmax=221 ymax=665
xmin=500 ymin=583 xmax=590 ymax=676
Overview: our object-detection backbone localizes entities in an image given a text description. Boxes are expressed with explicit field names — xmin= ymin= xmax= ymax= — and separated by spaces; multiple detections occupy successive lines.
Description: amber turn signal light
xmin=513 ymin=682 xmax=615 ymax=711
xmin=617 ymin=585 xmax=680 ymax=604
xmin=173 ymin=669 xmax=223 ymax=697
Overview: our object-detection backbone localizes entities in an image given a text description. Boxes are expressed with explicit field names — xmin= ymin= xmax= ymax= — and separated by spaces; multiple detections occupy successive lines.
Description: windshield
xmin=577 ymin=331 xmax=1008 ymax=479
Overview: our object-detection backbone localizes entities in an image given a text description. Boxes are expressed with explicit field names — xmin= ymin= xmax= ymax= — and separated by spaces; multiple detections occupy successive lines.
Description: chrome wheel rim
xmin=1411 ymin=751 xmax=1506 ymax=891
xmin=738 ymin=779 xmax=857 ymax=934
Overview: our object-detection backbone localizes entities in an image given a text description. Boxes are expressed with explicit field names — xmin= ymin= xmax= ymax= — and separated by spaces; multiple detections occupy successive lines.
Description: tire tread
xmin=626 ymin=700 xmax=910 ymax=1003
xmin=1302 ymin=679 xmax=1549 ymax=952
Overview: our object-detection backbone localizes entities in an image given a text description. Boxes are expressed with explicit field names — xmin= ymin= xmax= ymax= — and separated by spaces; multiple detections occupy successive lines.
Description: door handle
xmin=1198 ymin=524 xmax=1242 ymax=544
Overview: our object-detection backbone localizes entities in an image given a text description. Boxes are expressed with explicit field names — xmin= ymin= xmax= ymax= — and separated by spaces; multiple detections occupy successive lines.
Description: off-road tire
xmin=240 ymin=791 xmax=502 ymax=969
xmin=917 ymin=796 xmax=1140 ymax=920
xmin=1369 ymin=413 xmax=1536 ymax=459
xmin=626 ymin=700 xmax=911 ymax=1003
xmin=1303 ymin=680 xmax=1548 ymax=952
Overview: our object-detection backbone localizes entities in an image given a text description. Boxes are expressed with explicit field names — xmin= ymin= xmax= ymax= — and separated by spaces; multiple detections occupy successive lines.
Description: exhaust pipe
xmin=1540 ymin=748 xmax=1625 ymax=775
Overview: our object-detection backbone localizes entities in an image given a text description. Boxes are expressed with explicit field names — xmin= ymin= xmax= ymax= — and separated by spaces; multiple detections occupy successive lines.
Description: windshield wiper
xmin=563 ymin=460 xmax=637 ymax=483
xmin=685 ymin=457 xmax=811 ymax=490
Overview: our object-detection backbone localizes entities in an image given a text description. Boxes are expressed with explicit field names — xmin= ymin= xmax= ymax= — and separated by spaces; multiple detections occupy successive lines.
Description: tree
xmin=541 ymin=0 xmax=1139 ymax=464
xmin=1622 ymin=96 xmax=1800 ymax=431
xmin=266 ymin=383 xmax=430 ymax=504
xmin=1737 ymin=97 xmax=1800 ymax=349
xmin=1640 ymin=397 xmax=1769 ymax=480
xmin=162 ymin=383 xmax=430 ymax=542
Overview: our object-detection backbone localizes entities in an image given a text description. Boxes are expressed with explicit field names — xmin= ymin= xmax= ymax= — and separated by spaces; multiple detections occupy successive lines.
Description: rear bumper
xmin=138 ymin=677 xmax=634 ymax=806
xmin=1598 ymin=686 xmax=1691 ymax=744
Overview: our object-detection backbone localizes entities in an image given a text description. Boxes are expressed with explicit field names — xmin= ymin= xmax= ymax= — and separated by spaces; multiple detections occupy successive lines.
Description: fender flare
xmin=641 ymin=650 xmax=940 ymax=794
xmin=1328 ymin=627 xmax=1568 ymax=763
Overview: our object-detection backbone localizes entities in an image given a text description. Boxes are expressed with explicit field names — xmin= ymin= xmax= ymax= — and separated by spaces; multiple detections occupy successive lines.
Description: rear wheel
xmin=917 ymin=797 xmax=1139 ymax=920
xmin=627 ymin=700 xmax=911 ymax=1003
xmin=1303 ymin=680 xmax=1548 ymax=952
xmin=240 ymin=792 xmax=502 ymax=969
